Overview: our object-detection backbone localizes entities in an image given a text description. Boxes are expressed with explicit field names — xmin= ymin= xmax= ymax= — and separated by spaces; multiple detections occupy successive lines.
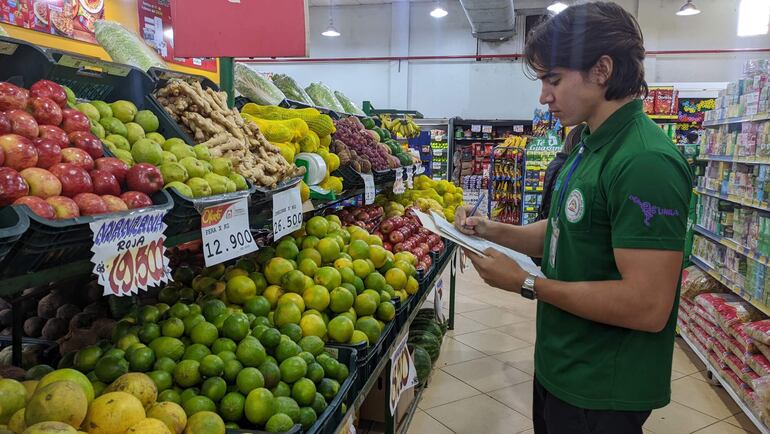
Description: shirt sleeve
xmin=606 ymin=151 xmax=693 ymax=251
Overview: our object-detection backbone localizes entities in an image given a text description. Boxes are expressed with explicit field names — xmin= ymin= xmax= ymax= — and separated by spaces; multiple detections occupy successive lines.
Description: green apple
xmin=165 ymin=181 xmax=193 ymax=197
xmin=160 ymin=162 xmax=189 ymax=184
xmin=131 ymin=139 xmax=164 ymax=165
xmin=186 ymin=177 xmax=212 ymax=198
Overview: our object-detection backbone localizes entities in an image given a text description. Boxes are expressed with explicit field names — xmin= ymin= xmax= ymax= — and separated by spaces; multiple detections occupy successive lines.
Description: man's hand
xmin=454 ymin=206 xmax=494 ymax=237
xmin=464 ymin=248 xmax=527 ymax=293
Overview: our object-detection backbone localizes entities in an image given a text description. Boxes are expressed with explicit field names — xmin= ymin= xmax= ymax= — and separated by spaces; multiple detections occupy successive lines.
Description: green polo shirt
xmin=536 ymin=99 xmax=693 ymax=411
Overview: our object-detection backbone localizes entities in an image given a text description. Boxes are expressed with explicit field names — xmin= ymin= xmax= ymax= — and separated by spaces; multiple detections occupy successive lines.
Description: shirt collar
xmin=579 ymin=99 xmax=644 ymax=151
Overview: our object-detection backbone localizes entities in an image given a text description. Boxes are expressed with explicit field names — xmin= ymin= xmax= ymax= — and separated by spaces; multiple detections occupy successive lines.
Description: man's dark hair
xmin=524 ymin=2 xmax=648 ymax=100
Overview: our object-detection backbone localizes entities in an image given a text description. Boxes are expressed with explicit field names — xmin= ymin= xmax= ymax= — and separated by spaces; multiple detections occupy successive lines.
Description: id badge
xmin=549 ymin=218 xmax=560 ymax=268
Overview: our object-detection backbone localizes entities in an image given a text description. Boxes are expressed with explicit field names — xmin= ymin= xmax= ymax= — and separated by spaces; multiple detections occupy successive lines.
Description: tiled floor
xmin=407 ymin=267 xmax=760 ymax=434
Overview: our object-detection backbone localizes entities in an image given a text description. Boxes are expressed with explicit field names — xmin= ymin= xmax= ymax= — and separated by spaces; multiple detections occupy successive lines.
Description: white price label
xmin=406 ymin=165 xmax=414 ymax=188
xmin=471 ymin=124 xmax=481 ymax=133
xmin=272 ymin=187 xmax=304 ymax=240
xmin=393 ymin=167 xmax=405 ymax=194
xmin=416 ymin=164 xmax=425 ymax=175
xmin=362 ymin=173 xmax=375 ymax=205
xmin=390 ymin=333 xmax=418 ymax=414
xmin=433 ymin=278 xmax=445 ymax=322
xmin=201 ymin=197 xmax=258 ymax=266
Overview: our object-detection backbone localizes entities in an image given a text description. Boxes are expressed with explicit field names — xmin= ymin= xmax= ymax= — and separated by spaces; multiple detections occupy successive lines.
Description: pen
xmin=464 ymin=192 xmax=485 ymax=227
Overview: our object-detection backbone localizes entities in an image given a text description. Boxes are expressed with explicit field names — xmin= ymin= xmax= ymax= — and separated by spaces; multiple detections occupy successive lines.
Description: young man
xmin=454 ymin=2 xmax=692 ymax=433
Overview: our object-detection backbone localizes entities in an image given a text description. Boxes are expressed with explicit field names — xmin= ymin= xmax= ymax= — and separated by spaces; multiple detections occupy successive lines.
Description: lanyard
xmin=552 ymin=143 xmax=586 ymax=221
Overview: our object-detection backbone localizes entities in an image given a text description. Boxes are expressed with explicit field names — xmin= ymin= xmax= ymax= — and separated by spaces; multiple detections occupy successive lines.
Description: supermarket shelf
xmin=694 ymin=187 xmax=770 ymax=213
xmin=693 ymin=225 xmax=770 ymax=268
xmin=690 ymin=255 xmax=770 ymax=317
xmin=679 ymin=330 xmax=770 ymax=434
xmin=453 ymin=138 xmax=508 ymax=142
xmin=334 ymin=245 xmax=456 ymax=434
xmin=648 ymin=114 xmax=679 ymax=120
xmin=698 ymin=155 xmax=770 ymax=165
xmin=702 ymin=112 xmax=770 ymax=127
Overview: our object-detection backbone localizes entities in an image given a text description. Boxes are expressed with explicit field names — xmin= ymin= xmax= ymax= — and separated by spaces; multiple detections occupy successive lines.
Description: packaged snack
xmin=752 ymin=375 xmax=770 ymax=404
xmin=748 ymin=354 xmax=770 ymax=377
xmin=742 ymin=366 xmax=761 ymax=385
xmin=716 ymin=301 xmax=764 ymax=331
xmin=731 ymin=323 xmax=759 ymax=354
xmin=695 ymin=293 xmax=744 ymax=317
xmin=693 ymin=313 xmax=720 ymax=337
xmin=681 ymin=267 xmax=723 ymax=299
xmin=745 ymin=320 xmax=770 ymax=346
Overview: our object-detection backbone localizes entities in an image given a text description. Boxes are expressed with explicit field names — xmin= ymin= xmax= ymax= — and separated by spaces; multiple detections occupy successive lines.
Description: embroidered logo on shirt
xmin=628 ymin=195 xmax=680 ymax=227
xmin=565 ymin=189 xmax=585 ymax=223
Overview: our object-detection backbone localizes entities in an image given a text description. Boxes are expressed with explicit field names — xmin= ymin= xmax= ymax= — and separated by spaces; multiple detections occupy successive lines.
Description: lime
xmin=147 ymin=370 xmax=173 ymax=391
xmin=95 ymin=356 xmax=128 ymax=383
xmin=74 ymin=346 xmax=102 ymax=372
xmin=222 ymin=313 xmax=250 ymax=341
xmin=298 ymin=258 xmax=318 ymax=277
xmin=236 ymin=367 xmax=265 ymax=395
xmin=376 ymin=302 xmax=396 ymax=322
xmin=183 ymin=314 xmax=205 ymax=335
xmin=202 ymin=299 xmax=228 ymax=321
xmin=356 ymin=316 xmax=382 ymax=344
xmin=298 ymin=351 xmax=315 ymax=366
xmin=271 ymin=381 xmax=291 ymax=398
xmin=264 ymin=257 xmax=295 ymax=285
xmin=252 ymin=316 xmax=271 ymax=328
xmin=259 ymin=328 xmax=282 ymax=349
xmin=318 ymin=378 xmax=340 ymax=401
xmin=190 ymin=321 xmax=219 ymax=346
xmin=336 ymin=363 xmax=350 ymax=382
xmin=183 ymin=395 xmax=216 ymax=416
xmin=299 ymin=406 xmax=317 ymax=429
xmin=306 ymin=216 xmax=329 ymax=238
xmin=217 ymin=351 xmax=236 ymax=362
xmin=298 ymin=336 xmax=324 ymax=356
xmin=329 ymin=287 xmax=355 ymax=313
xmin=157 ymin=388 xmax=181 ymax=404
xmin=236 ymin=336 xmax=267 ymax=367
xmin=328 ymin=316 xmax=354 ymax=343
xmin=243 ymin=296 xmax=271 ymax=317
xmin=183 ymin=343 xmax=211 ymax=362
xmin=138 ymin=323 xmax=161 ymax=344
xmin=169 ymin=303 xmax=190 ymax=319
xmin=227 ymin=275 xmax=257 ymax=304
xmin=249 ymin=272 xmax=268 ymax=295
xmin=354 ymin=294 xmax=377 ymax=316
xmin=314 ymin=267 xmax=342 ymax=290
xmin=245 ymin=387 xmax=275 ymax=425
xmin=291 ymin=378 xmax=316 ymax=407
xmin=275 ymin=339 xmax=301 ymax=363
xmin=266 ymin=413 xmax=294 ymax=432
xmin=281 ymin=269 xmax=307 ymax=294
xmin=161 ymin=318 xmax=185 ymax=338
xmin=128 ymin=346 xmax=156 ymax=372
xmin=219 ymin=391 xmax=246 ymax=422
xmin=298 ymin=248 xmax=322 ymax=267
xmin=223 ymin=359 xmax=244 ymax=383
xmin=306 ymin=362 xmax=324 ymax=384
xmin=299 ymin=314 xmax=327 ymax=339
xmin=275 ymin=396 xmax=301 ymax=423
xmin=174 ymin=359 xmax=202 ymax=387
xmin=352 ymin=277 xmax=365 ymax=294
xmin=259 ymin=362 xmax=282 ymax=389
xmin=350 ymin=330 xmax=369 ymax=346
xmin=180 ymin=387 xmax=200 ymax=404
xmin=200 ymin=354 xmax=225 ymax=377
xmin=276 ymin=239 xmax=300 ymax=259
xmin=201 ymin=376 xmax=227 ymax=402
xmin=279 ymin=356 xmax=308 ymax=384
xmin=311 ymin=392 xmax=327 ymax=415
xmin=317 ymin=355 xmax=340 ymax=380
xmin=211 ymin=338 xmax=237 ymax=355
xmin=186 ymin=410 xmax=226 ymax=433
xmin=279 ymin=324 xmax=303 ymax=344
xmin=274 ymin=302 xmax=302 ymax=330
xmin=252 ymin=324 xmax=269 ymax=339
xmin=301 ymin=235 xmax=320 ymax=250
xmin=154 ymin=357 xmax=177 ymax=373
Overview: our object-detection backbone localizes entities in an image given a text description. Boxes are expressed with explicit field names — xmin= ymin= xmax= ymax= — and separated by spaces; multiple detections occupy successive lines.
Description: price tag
xmin=433 ymin=278 xmax=445 ymax=322
xmin=406 ymin=165 xmax=414 ymax=188
xmin=393 ymin=167 xmax=405 ymax=194
xmin=471 ymin=124 xmax=481 ymax=133
xmin=513 ymin=125 xmax=524 ymax=133
xmin=362 ymin=173 xmax=375 ymax=205
xmin=389 ymin=333 xmax=418 ymax=414
xmin=201 ymin=197 xmax=258 ymax=266
xmin=272 ymin=186 xmax=304 ymax=241
xmin=415 ymin=164 xmax=425 ymax=175
xmin=482 ymin=125 xmax=493 ymax=133
xmin=90 ymin=209 xmax=171 ymax=296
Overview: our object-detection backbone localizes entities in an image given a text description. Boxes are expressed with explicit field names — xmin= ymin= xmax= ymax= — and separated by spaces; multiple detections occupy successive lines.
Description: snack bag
xmin=745 ymin=320 xmax=770 ymax=346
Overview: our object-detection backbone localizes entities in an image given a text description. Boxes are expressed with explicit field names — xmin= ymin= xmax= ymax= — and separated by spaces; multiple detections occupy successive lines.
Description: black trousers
xmin=533 ymin=376 xmax=651 ymax=434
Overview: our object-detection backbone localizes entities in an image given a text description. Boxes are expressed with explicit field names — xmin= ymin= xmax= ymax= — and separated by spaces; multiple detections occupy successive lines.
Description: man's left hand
xmin=464 ymin=248 xmax=526 ymax=293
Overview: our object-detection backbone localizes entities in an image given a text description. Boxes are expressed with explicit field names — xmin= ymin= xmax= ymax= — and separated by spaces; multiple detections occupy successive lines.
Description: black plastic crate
xmin=395 ymin=296 xmax=410 ymax=330
xmin=373 ymin=168 xmax=394 ymax=184
xmin=0 ymin=207 xmax=29 ymax=265
xmin=332 ymin=165 xmax=365 ymax=190
xmin=162 ymin=187 xmax=256 ymax=236
xmin=332 ymin=319 xmax=395 ymax=399
xmin=226 ymin=345 xmax=357 ymax=434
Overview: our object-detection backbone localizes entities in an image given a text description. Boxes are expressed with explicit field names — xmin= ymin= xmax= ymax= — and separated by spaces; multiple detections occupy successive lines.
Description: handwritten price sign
xmin=361 ymin=173 xmax=375 ymax=205
xmin=90 ymin=209 xmax=171 ymax=296
xmin=389 ymin=333 xmax=418 ymax=414
xmin=202 ymin=197 xmax=258 ymax=266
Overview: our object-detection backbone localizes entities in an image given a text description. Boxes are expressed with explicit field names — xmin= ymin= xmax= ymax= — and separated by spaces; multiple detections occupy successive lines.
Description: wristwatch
xmin=520 ymin=274 xmax=538 ymax=300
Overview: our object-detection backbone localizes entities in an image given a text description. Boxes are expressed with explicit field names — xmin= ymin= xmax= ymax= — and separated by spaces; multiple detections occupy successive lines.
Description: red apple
xmin=120 ymin=191 xmax=153 ymax=209
xmin=101 ymin=195 xmax=129 ymax=212
xmin=29 ymin=80 xmax=67 ymax=108
xmin=94 ymin=157 xmax=129 ymax=185
xmin=0 ymin=146 xmax=3 ymax=166
xmin=0 ymin=134 xmax=38 ymax=170
xmin=393 ymin=242 xmax=404 ymax=252
xmin=13 ymin=196 xmax=55 ymax=219
xmin=389 ymin=230 xmax=405 ymax=244
xmin=430 ymin=244 xmax=442 ymax=255
xmin=45 ymin=195 xmax=80 ymax=219
xmin=0 ymin=82 xmax=28 ymax=111
xmin=38 ymin=125 xmax=69 ymax=148
xmin=73 ymin=192 xmax=108 ymax=216
xmin=68 ymin=131 xmax=103 ymax=159
xmin=0 ymin=112 xmax=11 ymax=135
xmin=49 ymin=163 xmax=93 ymax=197
xmin=26 ymin=96 xmax=63 ymax=126
xmin=19 ymin=167 xmax=62 ymax=199
xmin=5 ymin=109 xmax=39 ymax=139
xmin=0 ymin=167 xmax=29 ymax=205
xmin=383 ymin=242 xmax=393 ymax=251
xmin=380 ymin=219 xmax=395 ymax=234
xmin=126 ymin=163 xmax=164 ymax=194
xmin=32 ymin=138 xmax=62 ymax=169
xmin=60 ymin=109 xmax=90 ymax=133
xmin=90 ymin=169 xmax=121 ymax=196
xmin=60 ymin=147 xmax=95 ymax=171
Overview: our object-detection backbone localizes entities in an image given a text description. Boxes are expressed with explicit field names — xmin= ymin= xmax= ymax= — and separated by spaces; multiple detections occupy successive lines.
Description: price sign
xmin=433 ymin=278 xmax=445 ymax=322
xmin=406 ymin=165 xmax=414 ymax=188
xmin=272 ymin=186 xmax=304 ymax=240
xmin=90 ymin=209 xmax=171 ymax=296
xmin=471 ymin=124 xmax=481 ymax=133
xmin=362 ymin=173 xmax=375 ymax=205
xmin=415 ymin=164 xmax=425 ymax=175
xmin=202 ymin=197 xmax=258 ymax=266
xmin=389 ymin=333 xmax=418 ymax=414
xmin=393 ymin=167 xmax=405 ymax=194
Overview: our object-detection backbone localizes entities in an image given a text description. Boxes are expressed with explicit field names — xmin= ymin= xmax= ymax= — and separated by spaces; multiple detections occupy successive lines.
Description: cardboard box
xmin=359 ymin=370 xmax=416 ymax=429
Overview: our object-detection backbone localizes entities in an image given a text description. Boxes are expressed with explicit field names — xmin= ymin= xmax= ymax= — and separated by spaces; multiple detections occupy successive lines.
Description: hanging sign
xmin=433 ymin=278 xmax=445 ymax=322
xmin=415 ymin=164 xmax=425 ymax=175
xmin=393 ymin=167 xmax=405 ymax=194
xmin=362 ymin=173 xmax=375 ymax=205
xmin=201 ymin=197 xmax=258 ymax=266
xmin=1 ymin=0 xmax=104 ymax=44
xmin=272 ymin=186 xmax=303 ymax=240
xmin=90 ymin=209 xmax=171 ymax=296
xmin=406 ymin=165 xmax=414 ymax=189
xmin=389 ymin=333 xmax=418 ymax=414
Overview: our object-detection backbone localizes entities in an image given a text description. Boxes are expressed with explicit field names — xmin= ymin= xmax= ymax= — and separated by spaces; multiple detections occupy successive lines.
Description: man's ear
xmin=589 ymin=55 xmax=614 ymax=87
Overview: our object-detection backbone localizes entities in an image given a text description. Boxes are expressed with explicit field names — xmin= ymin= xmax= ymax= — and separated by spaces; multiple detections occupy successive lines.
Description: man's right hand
xmin=454 ymin=206 xmax=493 ymax=237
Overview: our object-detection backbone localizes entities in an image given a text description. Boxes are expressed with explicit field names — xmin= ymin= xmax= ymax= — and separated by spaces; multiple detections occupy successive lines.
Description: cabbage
xmin=305 ymin=82 xmax=345 ymax=113
xmin=334 ymin=90 xmax=365 ymax=115
xmin=271 ymin=74 xmax=312 ymax=104
xmin=234 ymin=64 xmax=286 ymax=106
xmin=94 ymin=20 xmax=166 ymax=71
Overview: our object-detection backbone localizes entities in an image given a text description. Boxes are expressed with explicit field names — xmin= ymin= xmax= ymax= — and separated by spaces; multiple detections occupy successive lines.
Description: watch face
xmin=521 ymin=288 xmax=535 ymax=300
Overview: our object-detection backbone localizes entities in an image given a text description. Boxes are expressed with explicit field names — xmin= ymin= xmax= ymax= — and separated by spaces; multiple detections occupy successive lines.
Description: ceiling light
xmin=430 ymin=4 xmax=448 ymax=18
xmin=547 ymin=1 xmax=568 ymax=14
xmin=322 ymin=18 xmax=340 ymax=37
xmin=676 ymin=0 xmax=701 ymax=16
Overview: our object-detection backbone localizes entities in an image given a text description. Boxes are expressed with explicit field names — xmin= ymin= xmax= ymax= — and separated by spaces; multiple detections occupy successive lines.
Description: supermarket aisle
xmin=407 ymin=266 xmax=760 ymax=434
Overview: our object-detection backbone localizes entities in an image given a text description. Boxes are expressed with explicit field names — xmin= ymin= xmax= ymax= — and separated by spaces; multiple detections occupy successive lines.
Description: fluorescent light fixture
xmin=737 ymin=0 xmax=770 ymax=36
xmin=547 ymin=1 xmax=568 ymax=14
xmin=676 ymin=0 xmax=701 ymax=16
xmin=322 ymin=17 xmax=340 ymax=37
xmin=430 ymin=4 xmax=448 ymax=18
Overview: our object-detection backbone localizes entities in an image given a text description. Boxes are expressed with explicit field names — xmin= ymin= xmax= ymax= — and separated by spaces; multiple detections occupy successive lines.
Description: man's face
xmin=537 ymin=67 xmax=606 ymax=127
